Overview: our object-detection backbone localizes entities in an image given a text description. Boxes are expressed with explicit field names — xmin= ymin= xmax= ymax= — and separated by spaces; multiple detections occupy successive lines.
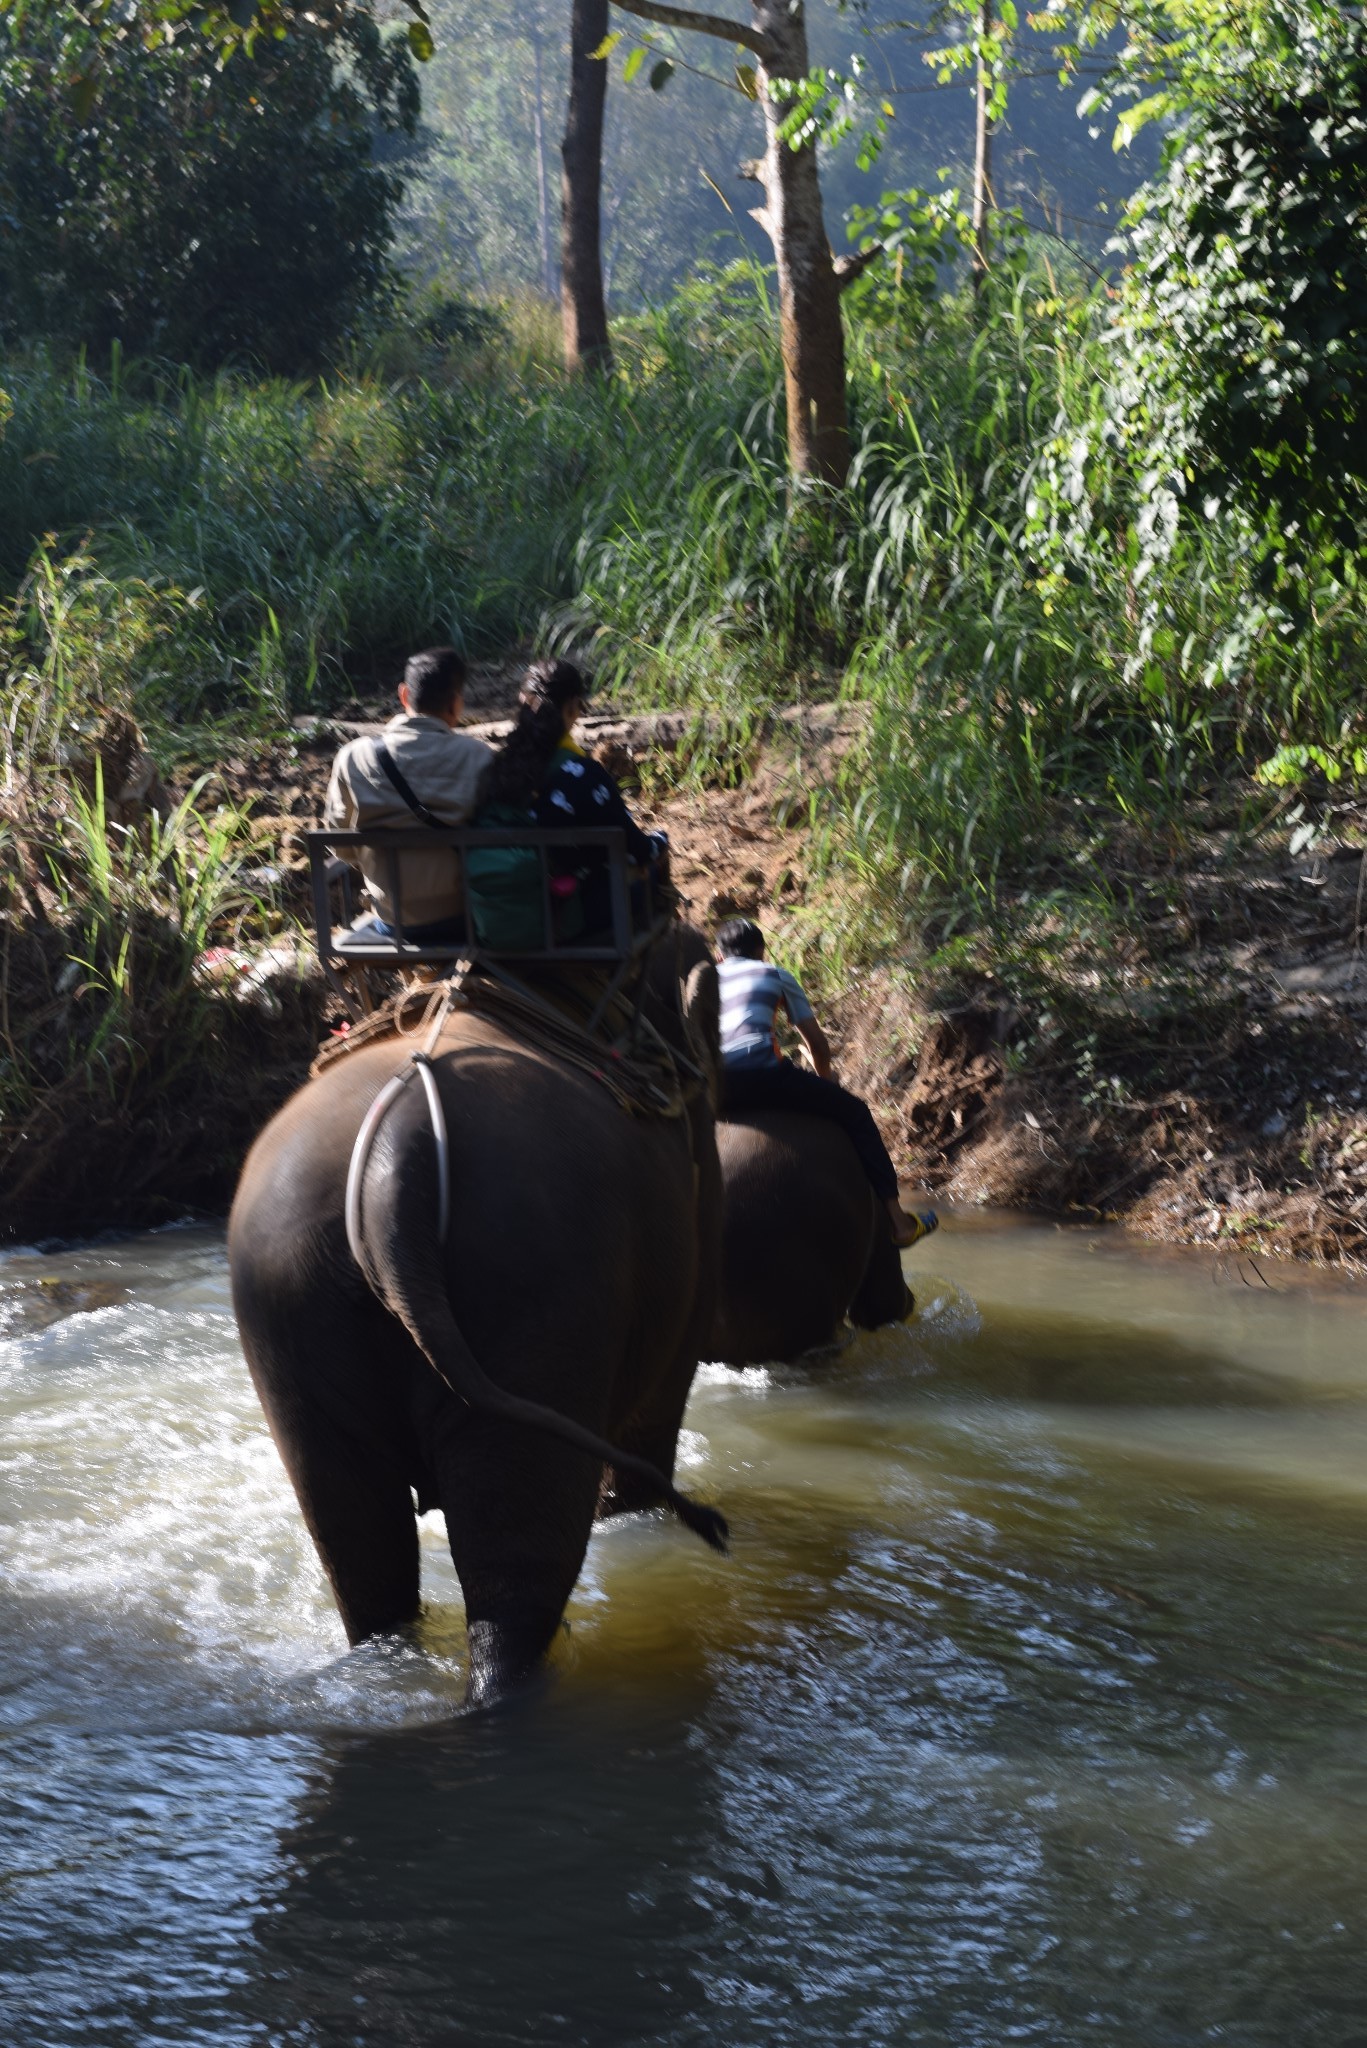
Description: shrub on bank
xmin=0 ymin=555 xmax=322 ymax=1239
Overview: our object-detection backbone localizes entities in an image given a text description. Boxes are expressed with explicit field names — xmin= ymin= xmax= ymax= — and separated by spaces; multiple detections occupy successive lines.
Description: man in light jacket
xmin=325 ymin=646 xmax=492 ymax=939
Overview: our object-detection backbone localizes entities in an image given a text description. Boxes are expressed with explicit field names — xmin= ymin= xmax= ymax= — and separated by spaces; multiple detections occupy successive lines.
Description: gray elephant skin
xmin=711 ymin=1111 xmax=914 ymax=1366
xmin=229 ymin=931 xmax=725 ymax=1705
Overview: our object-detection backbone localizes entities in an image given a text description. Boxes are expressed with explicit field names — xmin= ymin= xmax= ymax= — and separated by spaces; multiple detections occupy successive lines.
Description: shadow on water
xmin=239 ymin=1695 xmax=719 ymax=2048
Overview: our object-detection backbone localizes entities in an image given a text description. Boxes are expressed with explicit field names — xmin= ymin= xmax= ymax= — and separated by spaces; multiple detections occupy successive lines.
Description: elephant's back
xmin=230 ymin=1010 xmax=691 ymax=1294
xmin=719 ymin=1110 xmax=871 ymax=1224
xmin=230 ymin=1004 xmax=703 ymax=1436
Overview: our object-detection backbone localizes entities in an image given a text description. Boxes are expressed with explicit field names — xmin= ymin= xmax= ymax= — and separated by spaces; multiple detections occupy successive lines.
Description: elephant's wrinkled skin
xmin=711 ymin=1111 xmax=913 ymax=1366
xmin=229 ymin=933 xmax=724 ymax=1704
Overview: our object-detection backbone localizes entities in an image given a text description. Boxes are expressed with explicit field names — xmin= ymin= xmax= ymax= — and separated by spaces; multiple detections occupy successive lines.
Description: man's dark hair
xmin=716 ymin=918 xmax=765 ymax=960
xmin=403 ymin=646 xmax=467 ymax=717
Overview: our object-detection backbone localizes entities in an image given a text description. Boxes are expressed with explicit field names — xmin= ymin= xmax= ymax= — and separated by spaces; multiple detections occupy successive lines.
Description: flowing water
xmin=3 ymin=1216 xmax=1367 ymax=2048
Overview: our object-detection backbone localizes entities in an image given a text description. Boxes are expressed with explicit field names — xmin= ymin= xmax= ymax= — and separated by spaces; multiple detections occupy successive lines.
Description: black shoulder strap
xmin=371 ymin=740 xmax=445 ymax=830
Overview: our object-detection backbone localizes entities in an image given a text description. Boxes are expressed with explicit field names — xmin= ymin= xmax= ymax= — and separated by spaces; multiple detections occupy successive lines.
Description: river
xmin=2 ymin=1216 xmax=1366 ymax=2047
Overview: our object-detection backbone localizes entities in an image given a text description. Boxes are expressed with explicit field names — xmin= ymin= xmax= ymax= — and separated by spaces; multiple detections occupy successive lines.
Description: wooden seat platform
xmin=306 ymin=824 xmax=652 ymax=1010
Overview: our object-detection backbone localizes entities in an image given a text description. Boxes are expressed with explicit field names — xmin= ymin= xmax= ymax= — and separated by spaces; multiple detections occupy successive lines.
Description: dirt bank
xmin=211 ymin=685 xmax=1367 ymax=1272
xmin=654 ymin=713 xmax=1366 ymax=1270
xmin=10 ymin=669 xmax=1362 ymax=1262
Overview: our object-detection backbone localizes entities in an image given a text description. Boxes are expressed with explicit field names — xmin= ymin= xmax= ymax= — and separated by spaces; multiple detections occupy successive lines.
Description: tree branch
xmin=833 ymin=245 xmax=883 ymax=294
xmin=610 ymin=0 xmax=771 ymax=61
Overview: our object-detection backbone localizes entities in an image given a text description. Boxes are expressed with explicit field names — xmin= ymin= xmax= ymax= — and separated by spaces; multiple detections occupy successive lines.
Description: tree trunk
xmin=532 ymin=29 xmax=554 ymax=300
xmin=750 ymin=0 xmax=849 ymax=487
xmin=561 ymin=0 xmax=613 ymax=374
xmin=607 ymin=0 xmax=848 ymax=480
xmin=971 ymin=0 xmax=995 ymax=294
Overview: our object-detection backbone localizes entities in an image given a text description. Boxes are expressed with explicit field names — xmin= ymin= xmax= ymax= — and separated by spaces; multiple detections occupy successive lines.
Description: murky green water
xmin=3 ymin=1217 xmax=1366 ymax=2046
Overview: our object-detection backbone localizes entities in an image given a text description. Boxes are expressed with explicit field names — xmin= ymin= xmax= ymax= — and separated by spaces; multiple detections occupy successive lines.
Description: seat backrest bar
xmin=304 ymin=824 xmax=639 ymax=969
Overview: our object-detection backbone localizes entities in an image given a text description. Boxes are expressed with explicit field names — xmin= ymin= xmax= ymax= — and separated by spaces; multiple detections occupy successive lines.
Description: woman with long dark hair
xmin=480 ymin=658 xmax=665 ymax=933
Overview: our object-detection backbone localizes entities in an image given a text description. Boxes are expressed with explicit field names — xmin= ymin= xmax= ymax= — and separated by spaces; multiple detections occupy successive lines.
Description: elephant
xmin=228 ymin=928 xmax=727 ymax=1706
xmin=710 ymin=1110 xmax=915 ymax=1366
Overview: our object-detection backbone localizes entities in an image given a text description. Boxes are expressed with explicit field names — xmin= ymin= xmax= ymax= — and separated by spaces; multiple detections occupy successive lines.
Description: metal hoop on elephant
xmin=344 ymin=1044 xmax=451 ymax=1275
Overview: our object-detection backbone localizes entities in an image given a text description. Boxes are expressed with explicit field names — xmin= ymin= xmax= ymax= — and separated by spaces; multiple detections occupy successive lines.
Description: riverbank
xmin=4 ymin=286 xmax=1365 ymax=1254
xmin=643 ymin=706 xmax=1367 ymax=1271
xmin=101 ymin=691 xmax=1364 ymax=1273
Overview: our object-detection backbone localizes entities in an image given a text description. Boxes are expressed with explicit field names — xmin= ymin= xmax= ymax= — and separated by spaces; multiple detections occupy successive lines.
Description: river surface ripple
xmin=2 ymin=1218 xmax=1366 ymax=2047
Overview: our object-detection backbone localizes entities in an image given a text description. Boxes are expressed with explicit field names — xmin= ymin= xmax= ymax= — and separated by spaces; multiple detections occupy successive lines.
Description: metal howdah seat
xmin=306 ymin=824 xmax=648 ymax=1008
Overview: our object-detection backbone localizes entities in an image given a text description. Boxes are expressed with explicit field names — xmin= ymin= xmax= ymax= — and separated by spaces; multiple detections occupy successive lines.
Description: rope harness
xmin=316 ymin=952 xmax=690 ymax=1113
xmin=342 ymin=988 xmax=455 ymax=1272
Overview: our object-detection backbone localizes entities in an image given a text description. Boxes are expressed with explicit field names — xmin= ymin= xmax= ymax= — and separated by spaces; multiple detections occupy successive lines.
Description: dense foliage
xmin=2 ymin=246 xmax=1362 ymax=896
xmin=1096 ymin=0 xmax=1367 ymax=555
xmin=0 ymin=5 xmax=418 ymax=369
xmin=0 ymin=1 xmax=1363 ymax=1243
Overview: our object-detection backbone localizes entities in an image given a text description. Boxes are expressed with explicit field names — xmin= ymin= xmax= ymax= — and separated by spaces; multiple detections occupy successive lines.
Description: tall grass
xmin=0 ymin=319 xmax=777 ymax=724
xmin=567 ymin=259 xmax=1367 ymax=947
xmin=0 ymin=554 xmax=319 ymax=1235
xmin=2 ymin=251 xmax=1364 ymax=946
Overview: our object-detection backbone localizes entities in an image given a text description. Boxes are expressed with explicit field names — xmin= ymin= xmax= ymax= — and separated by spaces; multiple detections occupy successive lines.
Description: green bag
xmin=466 ymin=805 xmax=585 ymax=951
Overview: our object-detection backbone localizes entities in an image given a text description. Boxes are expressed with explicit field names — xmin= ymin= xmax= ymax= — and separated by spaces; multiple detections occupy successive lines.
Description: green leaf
xmin=735 ymin=63 xmax=758 ymax=100
xmin=406 ymin=19 xmax=434 ymax=62
xmin=1116 ymin=90 xmax=1172 ymax=148
xmin=649 ymin=59 xmax=674 ymax=92
xmin=623 ymin=45 xmax=645 ymax=84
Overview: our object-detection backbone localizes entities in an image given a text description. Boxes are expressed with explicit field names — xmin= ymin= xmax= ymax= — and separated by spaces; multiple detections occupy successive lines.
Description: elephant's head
xmin=849 ymin=1220 xmax=916 ymax=1331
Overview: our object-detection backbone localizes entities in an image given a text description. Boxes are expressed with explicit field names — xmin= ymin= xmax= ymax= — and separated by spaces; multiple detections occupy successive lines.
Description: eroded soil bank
xmin=215 ymin=684 xmax=1367 ymax=1273
xmin=6 ymin=674 xmax=1364 ymax=1263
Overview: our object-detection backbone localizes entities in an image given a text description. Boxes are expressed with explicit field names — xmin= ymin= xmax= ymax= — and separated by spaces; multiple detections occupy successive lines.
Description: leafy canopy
xmin=0 ymin=3 xmax=419 ymax=370
xmin=0 ymin=0 xmax=435 ymax=107
xmin=1103 ymin=0 xmax=1367 ymax=553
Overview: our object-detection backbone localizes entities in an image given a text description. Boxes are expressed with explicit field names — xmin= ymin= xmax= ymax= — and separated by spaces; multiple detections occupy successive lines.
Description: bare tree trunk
xmin=561 ymin=0 xmax=613 ymax=374
xmin=749 ymin=0 xmax=849 ymax=486
xmin=610 ymin=0 xmax=851 ymax=485
xmin=971 ymin=0 xmax=995 ymax=295
xmin=532 ymin=28 xmax=554 ymax=300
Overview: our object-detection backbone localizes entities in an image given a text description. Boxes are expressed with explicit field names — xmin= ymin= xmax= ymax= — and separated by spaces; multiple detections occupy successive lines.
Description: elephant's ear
xmin=682 ymin=958 xmax=722 ymax=1099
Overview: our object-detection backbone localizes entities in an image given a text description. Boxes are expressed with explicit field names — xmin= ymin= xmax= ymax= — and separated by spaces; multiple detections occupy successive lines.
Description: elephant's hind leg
xmin=432 ymin=1414 xmax=603 ymax=1706
xmin=597 ymin=1345 xmax=697 ymax=1522
xmin=281 ymin=1404 xmax=420 ymax=1647
xmin=241 ymin=1312 xmax=420 ymax=1647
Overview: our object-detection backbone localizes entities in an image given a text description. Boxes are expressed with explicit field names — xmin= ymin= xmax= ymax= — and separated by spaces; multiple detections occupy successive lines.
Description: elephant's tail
xmin=351 ymin=1093 xmax=729 ymax=1557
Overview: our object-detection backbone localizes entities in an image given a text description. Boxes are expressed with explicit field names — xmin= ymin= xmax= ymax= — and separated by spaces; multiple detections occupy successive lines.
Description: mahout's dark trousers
xmin=720 ymin=1061 xmax=899 ymax=1202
